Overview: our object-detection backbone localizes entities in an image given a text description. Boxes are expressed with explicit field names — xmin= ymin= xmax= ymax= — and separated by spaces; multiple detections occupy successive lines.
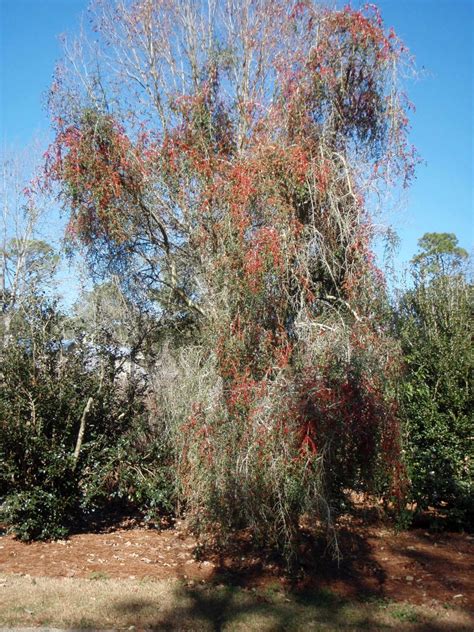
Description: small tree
xmin=397 ymin=233 xmax=472 ymax=526
xmin=45 ymin=0 xmax=417 ymax=560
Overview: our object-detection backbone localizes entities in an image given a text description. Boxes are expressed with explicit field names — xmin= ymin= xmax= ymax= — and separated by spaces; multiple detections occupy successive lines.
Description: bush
xmin=80 ymin=417 xmax=175 ymax=522
xmin=0 ymin=295 xmax=172 ymax=539
xmin=151 ymin=330 xmax=403 ymax=565
xmin=396 ymin=236 xmax=473 ymax=527
xmin=2 ymin=488 xmax=74 ymax=542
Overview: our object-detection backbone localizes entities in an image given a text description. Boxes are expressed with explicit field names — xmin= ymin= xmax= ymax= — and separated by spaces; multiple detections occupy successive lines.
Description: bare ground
xmin=0 ymin=517 xmax=472 ymax=631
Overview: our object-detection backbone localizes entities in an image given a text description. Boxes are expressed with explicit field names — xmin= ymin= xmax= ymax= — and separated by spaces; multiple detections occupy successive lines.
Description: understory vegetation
xmin=0 ymin=0 xmax=472 ymax=564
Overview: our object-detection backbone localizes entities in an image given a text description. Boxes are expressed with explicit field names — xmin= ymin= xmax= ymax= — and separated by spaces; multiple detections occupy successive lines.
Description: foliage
xmin=80 ymin=414 xmax=175 ymax=521
xmin=411 ymin=232 xmax=468 ymax=281
xmin=43 ymin=0 xmax=417 ymax=560
xmin=2 ymin=488 xmax=73 ymax=542
xmin=397 ymin=233 xmax=473 ymax=527
xmin=0 ymin=291 xmax=172 ymax=539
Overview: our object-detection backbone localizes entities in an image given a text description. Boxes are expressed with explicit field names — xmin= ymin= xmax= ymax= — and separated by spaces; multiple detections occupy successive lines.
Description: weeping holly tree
xmin=45 ymin=0 xmax=417 ymax=561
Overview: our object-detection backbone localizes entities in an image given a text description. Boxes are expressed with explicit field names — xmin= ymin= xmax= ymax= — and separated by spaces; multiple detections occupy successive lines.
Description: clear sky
xmin=1 ymin=0 xmax=473 ymax=273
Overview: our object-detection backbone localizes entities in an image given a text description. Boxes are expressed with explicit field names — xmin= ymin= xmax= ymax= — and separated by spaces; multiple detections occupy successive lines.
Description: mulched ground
xmin=0 ymin=515 xmax=472 ymax=614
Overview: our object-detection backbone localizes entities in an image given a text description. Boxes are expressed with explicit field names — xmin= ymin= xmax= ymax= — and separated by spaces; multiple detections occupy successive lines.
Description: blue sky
xmin=1 ymin=0 xmax=473 ymax=274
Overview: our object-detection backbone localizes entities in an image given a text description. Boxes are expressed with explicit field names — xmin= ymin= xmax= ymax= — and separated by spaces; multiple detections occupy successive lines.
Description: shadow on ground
xmin=199 ymin=525 xmax=387 ymax=599
xmin=65 ymin=527 xmax=473 ymax=631
xmin=101 ymin=583 xmax=472 ymax=631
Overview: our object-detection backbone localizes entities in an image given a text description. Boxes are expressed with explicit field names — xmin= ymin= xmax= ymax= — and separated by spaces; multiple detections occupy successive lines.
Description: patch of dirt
xmin=0 ymin=520 xmax=214 ymax=583
xmin=0 ymin=519 xmax=472 ymax=614
xmin=312 ymin=526 xmax=473 ymax=608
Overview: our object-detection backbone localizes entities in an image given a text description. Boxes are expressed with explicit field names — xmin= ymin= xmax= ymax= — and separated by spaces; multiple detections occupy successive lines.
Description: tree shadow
xmin=100 ymin=581 xmax=473 ymax=631
xmin=386 ymin=533 xmax=474 ymax=607
xmin=107 ymin=529 xmax=390 ymax=630
xmin=200 ymin=525 xmax=387 ymax=601
xmin=63 ymin=514 xmax=473 ymax=630
xmin=109 ymin=583 xmax=355 ymax=631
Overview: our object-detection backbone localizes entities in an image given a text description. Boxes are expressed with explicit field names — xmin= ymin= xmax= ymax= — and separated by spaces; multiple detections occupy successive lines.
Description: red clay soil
xmin=0 ymin=518 xmax=472 ymax=613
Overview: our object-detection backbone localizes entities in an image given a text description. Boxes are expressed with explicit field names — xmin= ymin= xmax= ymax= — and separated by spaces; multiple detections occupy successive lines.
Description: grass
xmin=0 ymin=574 xmax=472 ymax=631
xmin=389 ymin=603 xmax=419 ymax=623
xmin=89 ymin=570 xmax=111 ymax=581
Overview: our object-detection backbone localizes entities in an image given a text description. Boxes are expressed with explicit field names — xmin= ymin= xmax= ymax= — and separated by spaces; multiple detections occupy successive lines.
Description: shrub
xmin=3 ymin=488 xmax=74 ymax=542
xmin=80 ymin=416 xmax=175 ymax=522
xmin=396 ymin=235 xmax=473 ymax=527
xmin=151 ymin=331 xmax=404 ymax=564
xmin=0 ymin=295 xmax=172 ymax=539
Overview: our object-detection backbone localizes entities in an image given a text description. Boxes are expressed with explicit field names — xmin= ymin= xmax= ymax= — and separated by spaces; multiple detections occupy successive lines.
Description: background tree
xmin=44 ymin=0 xmax=417 ymax=561
xmin=1 ymin=150 xmax=58 ymax=347
xmin=411 ymin=232 xmax=468 ymax=280
xmin=397 ymin=233 xmax=472 ymax=526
